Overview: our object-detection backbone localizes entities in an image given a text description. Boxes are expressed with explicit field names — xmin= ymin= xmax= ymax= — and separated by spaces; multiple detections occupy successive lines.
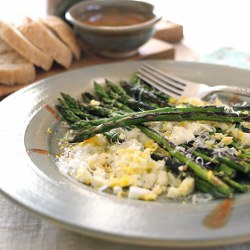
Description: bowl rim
xmin=65 ymin=0 xmax=162 ymax=32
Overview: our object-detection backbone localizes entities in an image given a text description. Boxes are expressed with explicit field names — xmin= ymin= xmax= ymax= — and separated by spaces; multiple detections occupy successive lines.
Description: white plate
xmin=0 ymin=60 xmax=250 ymax=248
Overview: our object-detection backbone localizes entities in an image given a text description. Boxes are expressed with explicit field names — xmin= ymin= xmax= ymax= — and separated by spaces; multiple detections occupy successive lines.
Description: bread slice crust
xmin=0 ymin=20 xmax=53 ymax=71
xmin=18 ymin=17 xmax=72 ymax=68
xmin=40 ymin=15 xmax=81 ymax=60
xmin=0 ymin=38 xmax=35 ymax=85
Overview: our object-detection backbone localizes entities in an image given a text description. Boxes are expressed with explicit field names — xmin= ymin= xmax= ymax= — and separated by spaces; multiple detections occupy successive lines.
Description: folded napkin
xmin=201 ymin=47 xmax=250 ymax=70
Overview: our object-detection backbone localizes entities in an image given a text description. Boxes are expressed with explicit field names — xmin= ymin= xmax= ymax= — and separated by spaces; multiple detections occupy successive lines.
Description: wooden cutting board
xmin=0 ymin=20 xmax=183 ymax=99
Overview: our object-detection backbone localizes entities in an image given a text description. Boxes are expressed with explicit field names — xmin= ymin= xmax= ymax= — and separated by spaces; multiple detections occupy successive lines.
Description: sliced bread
xmin=0 ymin=38 xmax=36 ymax=85
xmin=17 ymin=17 xmax=73 ymax=69
xmin=0 ymin=20 xmax=53 ymax=71
xmin=40 ymin=15 xmax=81 ymax=60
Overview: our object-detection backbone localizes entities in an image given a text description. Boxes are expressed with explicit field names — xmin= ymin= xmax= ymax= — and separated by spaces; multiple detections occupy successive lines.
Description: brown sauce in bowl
xmin=81 ymin=7 xmax=152 ymax=27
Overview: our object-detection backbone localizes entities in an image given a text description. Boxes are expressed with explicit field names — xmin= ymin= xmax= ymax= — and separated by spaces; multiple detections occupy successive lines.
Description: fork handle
xmin=213 ymin=85 xmax=250 ymax=97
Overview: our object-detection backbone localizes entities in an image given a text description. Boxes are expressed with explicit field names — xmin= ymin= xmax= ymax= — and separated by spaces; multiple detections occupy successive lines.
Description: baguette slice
xmin=0 ymin=20 xmax=53 ymax=71
xmin=40 ymin=15 xmax=81 ymax=60
xmin=18 ymin=17 xmax=72 ymax=69
xmin=0 ymin=38 xmax=35 ymax=85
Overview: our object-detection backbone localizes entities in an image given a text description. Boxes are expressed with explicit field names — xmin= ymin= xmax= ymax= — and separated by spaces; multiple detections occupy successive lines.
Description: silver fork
xmin=137 ymin=63 xmax=250 ymax=99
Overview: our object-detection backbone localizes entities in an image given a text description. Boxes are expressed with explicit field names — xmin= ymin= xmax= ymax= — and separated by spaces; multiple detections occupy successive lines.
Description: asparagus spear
xmin=57 ymin=77 xmax=249 ymax=198
xmin=151 ymin=153 xmax=183 ymax=174
xmin=94 ymin=82 xmax=133 ymax=112
xmin=193 ymin=146 xmax=250 ymax=174
xmin=182 ymin=147 xmax=247 ymax=192
xmin=106 ymin=79 xmax=156 ymax=110
xmin=70 ymin=104 xmax=250 ymax=131
xmin=59 ymin=94 xmax=96 ymax=120
xmin=82 ymin=83 xmax=244 ymax=194
xmin=70 ymin=110 xmax=249 ymax=142
xmin=56 ymin=104 xmax=81 ymax=123
xmin=131 ymin=74 xmax=171 ymax=102
xmin=120 ymin=80 xmax=169 ymax=107
xmin=190 ymin=149 xmax=238 ymax=178
xmin=217 ymin=156 xmax=250 ymax=173
xmin=195 ymin=178 xmax=226 ymax=198
xmin=103 ymin=80 xmax=249 ymax=194
xmin=223 ymin=177 xmax=247 ymax=193
xmin=57 ymin=93 xmax=121 ymax=142
xmin=81 ymin=92 xmax=97 ymax=103
xmin=138 ymin=125 xmax=233 ymax=197
xmin=103 ymin=85 xmax=236 ymax=196
xmin=79 ymin=102 xmax=113 ymax=117
xmin=60 ymin=92 xmax=80 ymax=109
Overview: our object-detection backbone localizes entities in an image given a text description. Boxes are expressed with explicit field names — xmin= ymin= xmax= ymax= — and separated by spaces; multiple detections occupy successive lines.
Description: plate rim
xmin=1 ymin=59 xmax=250 ymax=247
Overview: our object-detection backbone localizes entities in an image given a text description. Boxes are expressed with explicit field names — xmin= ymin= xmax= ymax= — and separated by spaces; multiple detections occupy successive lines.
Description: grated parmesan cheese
xmin=56 ymin=95 xmax=249 ymax=202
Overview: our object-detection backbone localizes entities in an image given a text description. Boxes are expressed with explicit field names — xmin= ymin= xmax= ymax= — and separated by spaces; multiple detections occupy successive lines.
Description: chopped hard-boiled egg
xmin=128 ymin=186 xmax=157 ymax=201
xmin=57 ymin=129 xmax=180 ymax=201
xmin=56 ymin=95 xmax=248 ymax=202
xmin=90 ymin=99 xmax=101 ymax=106
xmin=166 ymin=177 xmax=195 ymax=199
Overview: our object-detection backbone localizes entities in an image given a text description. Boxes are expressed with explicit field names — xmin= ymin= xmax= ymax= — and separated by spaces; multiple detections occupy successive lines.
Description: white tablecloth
xmin=1 ymin=194 xmax=250 ymax=250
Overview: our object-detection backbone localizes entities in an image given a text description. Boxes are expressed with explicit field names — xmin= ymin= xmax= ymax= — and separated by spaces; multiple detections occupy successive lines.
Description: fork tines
xmin=137 ymin=63 xmax=185 ymax=98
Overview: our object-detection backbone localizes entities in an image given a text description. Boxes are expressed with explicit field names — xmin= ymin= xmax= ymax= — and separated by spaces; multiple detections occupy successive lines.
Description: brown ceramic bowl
xmin=65 ymin=0 xmax=161 ymax=58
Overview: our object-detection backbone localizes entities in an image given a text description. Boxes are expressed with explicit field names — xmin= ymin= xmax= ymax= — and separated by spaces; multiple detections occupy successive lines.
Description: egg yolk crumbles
xmin=56 ymin=97 xmax=250 ymax=202
xmin=57 ymin=128 xmax=195 ymax=201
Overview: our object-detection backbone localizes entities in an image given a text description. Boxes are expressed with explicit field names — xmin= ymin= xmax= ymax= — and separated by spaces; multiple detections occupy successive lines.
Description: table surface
xmin=1 ymin=1 xmax=250 ymax=249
